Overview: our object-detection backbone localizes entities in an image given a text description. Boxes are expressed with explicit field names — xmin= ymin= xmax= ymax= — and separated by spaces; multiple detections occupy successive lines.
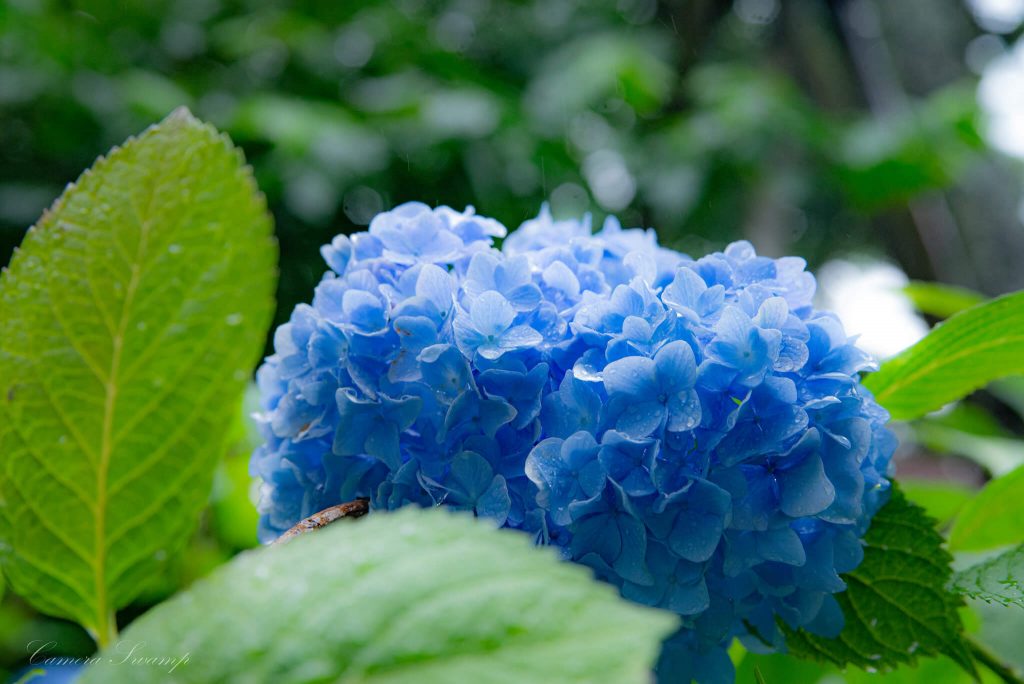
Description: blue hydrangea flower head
xmin=253 ymin=202 xmax=895 ymax=683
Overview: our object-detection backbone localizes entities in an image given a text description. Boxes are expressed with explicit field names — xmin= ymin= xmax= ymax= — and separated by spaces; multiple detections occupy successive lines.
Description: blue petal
xmin=614 ymin=400 xmax=666 ymax=438
xmin=779 ymin=452 xmax=835 ymax=518
xmin=666 ymin=389 xmax=702 ymax=432
xmin=543 ymin=260 xmax=581 ymax=299
xmin=476 ymin=475 xmax=512 ymax=525
xmin=449 ymin=451 xmax=496 ymax=501
xmin=654 ymin=340 xmax=697 ymax=392
xmin=364 ymin=422 xmax=401 ymax=470
xmin=602 ymin=355 xmax=657 ymax=397
xmin=415 ymin=263 xmax=455 ymax=315
xmin=505 ymin=283 xmax=543 ymax=311
xmin=756 ymin=526 xmax=806 ymax=566
xmin=320 ymin=234 xmax=352 ymax=274
xmin=470 ymin=290 xmax=516 ymax=337
xmin=499 ymin=324 xmax=543 ymax=352
xmin=667 ymin=575 xmax=710 ymax=615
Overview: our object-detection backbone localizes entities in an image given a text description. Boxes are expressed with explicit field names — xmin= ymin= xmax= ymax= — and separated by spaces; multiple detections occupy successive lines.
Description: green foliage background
xmin=4 ymin=0 xmax=1023 ymax=339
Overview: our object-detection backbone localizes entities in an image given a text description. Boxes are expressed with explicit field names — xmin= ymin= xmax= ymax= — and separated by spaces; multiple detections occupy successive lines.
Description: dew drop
xmin=136 ymin=321 xmax=147 ymax=331
xmin=225 ymin=313 xmax=243 ymax=326
xmin=168 ymin=243 xmax=182 ymax=254
xmin=154 ymin=549 xmax=167 ymax=561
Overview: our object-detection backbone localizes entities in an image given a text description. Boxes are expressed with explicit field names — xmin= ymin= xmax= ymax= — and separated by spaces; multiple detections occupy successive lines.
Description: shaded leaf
xmin=80 ymin=508 xmax=678 ymax=684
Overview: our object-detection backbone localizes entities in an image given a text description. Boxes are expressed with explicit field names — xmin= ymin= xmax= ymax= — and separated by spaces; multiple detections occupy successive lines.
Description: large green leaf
xmin=951 ymin=545 xmax=1024 ymax=610
xmin=784 ymin=487 xmax=977 ymax=677
xmin=948 ymin=465 xmax=1024 ymax=552
xmin=864 ymin=291 xmax=1024 ymax=421
xmin=0 ymin=109 xmax=276 ymax=645
xmin=79 ymin=508 xmax=678 ymax=684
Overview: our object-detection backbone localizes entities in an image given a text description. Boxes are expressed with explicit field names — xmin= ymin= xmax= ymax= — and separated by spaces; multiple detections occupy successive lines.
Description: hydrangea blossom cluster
xmin=252 ymin=202 xmax=895 ymax=684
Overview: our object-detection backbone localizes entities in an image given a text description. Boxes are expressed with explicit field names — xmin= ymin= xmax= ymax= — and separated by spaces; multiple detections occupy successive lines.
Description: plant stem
xmin=95 ymin=610 xmax=119 ymax=650
xmin=968 ymin=636 xmax=1024 ymax=684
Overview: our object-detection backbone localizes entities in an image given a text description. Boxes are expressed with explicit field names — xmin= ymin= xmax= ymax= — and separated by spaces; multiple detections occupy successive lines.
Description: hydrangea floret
xmin=252 ymin=202 xmax=895 ymax=683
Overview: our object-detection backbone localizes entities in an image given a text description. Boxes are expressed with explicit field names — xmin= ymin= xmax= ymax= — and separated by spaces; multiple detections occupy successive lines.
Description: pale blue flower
xmin=253 ymin=203 xmax=897 ymax=684
xmin=454 ymin=290 xmax=543 ymax=360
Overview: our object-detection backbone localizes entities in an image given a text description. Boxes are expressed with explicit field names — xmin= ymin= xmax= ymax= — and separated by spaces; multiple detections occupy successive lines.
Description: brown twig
xmin=273 ymin=498 xmax=370 ymax=544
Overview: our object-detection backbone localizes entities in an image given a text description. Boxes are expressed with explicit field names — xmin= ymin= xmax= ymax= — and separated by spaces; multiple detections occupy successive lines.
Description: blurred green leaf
xmin=913 ymin=422 xmax=1024 ymax=477
xmin=902 ymin=479 xmax=976 ymax=527
xmin=785 ymin=487 xmax=976 ymax=677
xmin=949 ymin=464 xmax=1024 ymax=552
xmin=926 ymin=402 xmax=1013 ymax=438
xmin=0 ymin=110 xmax=277 ymax=645
xmin=118 ymin=71 xmax=194 ymax=121
xmin=231 ymin=94 xmax=388 ymax=171
xmin=80 ymin=508 xmax=678 ymax=684
xmin=865 ymin=290 xmax=1024 ymax=420
xmin=989 ymin=377 xmax=1024 ymax=419
xmin=904 ymin=281 xmax=987 ymax=319
xmin=527 ymin=34 xmax=674 ymax=128
xmin=835 ymin=83 xmax=983 ymax=210
xmin=209 ymin=427 xmax=261 ymax=552
xmin=952 ymin=545 xmax=1024 ymax=609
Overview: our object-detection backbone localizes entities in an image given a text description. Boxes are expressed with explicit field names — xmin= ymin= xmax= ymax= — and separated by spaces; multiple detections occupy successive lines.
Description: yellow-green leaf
xmin=865 ymin=291 xmax=1024 ymax=420
xmin=0 ymin=109 xmax=277 ymax=645
xmin=949 ymin=464 xmax=1024 ymax=552
xmin=903 ymin=281 xmax=986 ymax=319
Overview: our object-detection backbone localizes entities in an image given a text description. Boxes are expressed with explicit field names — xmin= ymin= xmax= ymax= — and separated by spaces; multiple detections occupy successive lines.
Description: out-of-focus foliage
xmin=949 ymin=464 xmax=1024 ymax=551
xmin=0 ymin=0 xmax=990 ymax=338
xmin=904 ymin=281 xmax=986 ymax=318
xmin=900 ymin=479 xmax=976 ymax=526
